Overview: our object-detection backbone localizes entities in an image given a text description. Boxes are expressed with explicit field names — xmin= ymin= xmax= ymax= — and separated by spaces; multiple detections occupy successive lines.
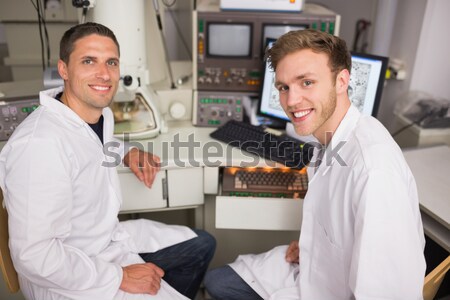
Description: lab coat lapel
xmin=40 ymin=88 xmax=104 ymax=146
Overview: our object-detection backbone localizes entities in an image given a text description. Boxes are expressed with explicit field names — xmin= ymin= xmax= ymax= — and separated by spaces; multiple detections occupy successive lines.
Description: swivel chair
xmin=0 ymin=189 xmax=19 ymax=293
xmin=423 ymin=255 xmax=450 ymax=300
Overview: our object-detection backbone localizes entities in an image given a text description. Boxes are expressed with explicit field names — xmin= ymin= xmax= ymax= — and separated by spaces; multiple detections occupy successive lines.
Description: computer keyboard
xmin=210 ymin=120 xmax=313 ymax=169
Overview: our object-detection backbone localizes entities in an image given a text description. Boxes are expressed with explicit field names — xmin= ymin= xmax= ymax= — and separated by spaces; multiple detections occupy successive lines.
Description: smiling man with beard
xmin=204 ymin=29 xmax=426 ymax=300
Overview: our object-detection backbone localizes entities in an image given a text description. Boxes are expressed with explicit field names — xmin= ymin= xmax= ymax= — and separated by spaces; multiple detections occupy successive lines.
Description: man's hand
xmin=123 ymin=148 xmax=161 ymax=188
xmin=285 ymin=240 xmax=299 ymax=264
xmin=120 ymin=263 xmax=165 ymax=295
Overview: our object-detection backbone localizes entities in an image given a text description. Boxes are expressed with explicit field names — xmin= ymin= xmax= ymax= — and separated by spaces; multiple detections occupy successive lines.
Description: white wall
xmin=409 ymin=0 xmax=450 ymax=100
xmin=377 ymin=0 xmax=450 ymax=131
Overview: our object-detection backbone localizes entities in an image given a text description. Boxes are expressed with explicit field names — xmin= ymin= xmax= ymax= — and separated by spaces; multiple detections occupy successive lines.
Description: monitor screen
xmin=208 ymin=23 xmax=252 ymax=57
xmin=262 ymin=25 xmax=306 ymax=51
xmin=258 ymin=48 xmax=389 ymax=123
xmin=348 ymin=52 xmax=388 ymax=117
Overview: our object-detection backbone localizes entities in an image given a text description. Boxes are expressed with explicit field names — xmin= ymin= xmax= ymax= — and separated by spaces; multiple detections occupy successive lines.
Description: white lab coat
xmin=0 ymin=87 xmax=196 ymax=300
xmin=230 ymin=105 xmax=426 ymax=300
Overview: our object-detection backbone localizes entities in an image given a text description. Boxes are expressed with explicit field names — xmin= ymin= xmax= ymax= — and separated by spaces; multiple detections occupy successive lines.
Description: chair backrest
xmin=0 ymin=189 xmax=20 ymax=293
xmin=423 ymin=255 xmax=450 ymax=300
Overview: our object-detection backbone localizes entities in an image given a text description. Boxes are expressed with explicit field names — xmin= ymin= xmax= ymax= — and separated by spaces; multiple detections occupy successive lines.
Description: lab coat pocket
xmin=311 ymin=220 xmax=348 ymax=299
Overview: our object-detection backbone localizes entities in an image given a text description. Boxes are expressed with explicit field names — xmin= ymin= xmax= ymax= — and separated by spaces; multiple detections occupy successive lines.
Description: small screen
xmin=208 ymin=23 xmax=252 ymax=57
xmin=258 ymin=47 xmax=389 ymax=123
xmin=259 ymin=43 xmax=290 ymax=121
xmin=348 ymin=53 xmax=388 ymax=117
xmin=263 ymin=25 xmax=306 ymax=50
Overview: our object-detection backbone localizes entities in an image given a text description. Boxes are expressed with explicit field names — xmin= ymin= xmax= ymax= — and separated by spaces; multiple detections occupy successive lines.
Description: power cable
xmin=30 ymin=0 xmax=51 ymax=70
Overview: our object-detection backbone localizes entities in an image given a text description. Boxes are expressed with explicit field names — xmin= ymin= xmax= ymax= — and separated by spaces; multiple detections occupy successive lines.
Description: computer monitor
xmin=258 ymin=48 xmax=389 ymax=123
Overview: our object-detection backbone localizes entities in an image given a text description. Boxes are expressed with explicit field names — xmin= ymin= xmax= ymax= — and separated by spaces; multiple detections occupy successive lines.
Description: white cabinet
xmin=118 ymin=167 xmax=204 ymax=212
xmin=118 ymin=171 xmax=167 ymax=212
xmin=215 ymin=196 xmax=303 ymax=231
xmin=167 ymin=168 xmax=204 ymax=207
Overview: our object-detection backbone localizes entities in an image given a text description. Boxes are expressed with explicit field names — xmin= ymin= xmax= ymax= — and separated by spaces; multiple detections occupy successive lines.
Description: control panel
xmin=196 ymin=67 xmax=261 ymax=93
xmin=193 ymin=91 xmax=249 ymax=127
xmin=194 ymin=4 xmax=340 ymax=93
xmin=0 ymin=95 xmax=39 ymax=141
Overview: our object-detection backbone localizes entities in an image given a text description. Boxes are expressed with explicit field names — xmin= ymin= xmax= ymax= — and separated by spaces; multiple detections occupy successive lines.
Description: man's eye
xmin=303 ymin=80 xmax=313 ymax=87
xmin=108 ymin=60 xmax=118 ymax=66
xmin=277 ymin=85 xmax=289 ymax=93
xmin=82 ymin=59 xmax=93 ymax=64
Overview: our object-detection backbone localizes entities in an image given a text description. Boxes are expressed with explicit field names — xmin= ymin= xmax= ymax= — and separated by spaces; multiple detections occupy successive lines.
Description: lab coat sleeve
xmin=3 ymin=138 xmax=122 ymax=298
xmin=349 ymin=168 xmax=426 ymax=300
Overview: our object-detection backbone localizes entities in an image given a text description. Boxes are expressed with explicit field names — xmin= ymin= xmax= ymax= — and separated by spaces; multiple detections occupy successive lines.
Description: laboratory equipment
xmin=193 ymin=91 xmax=244 ymax=126
xmin=194 ymin=3 xmax=339 ymax=93
xmin=0 ymin=95 xmax=40 ymax=141
xmin=220 ymin=0 xmax=304 ymax=12
xmin=75 ymin=0 xmax=162 ymax=139
xmin=192 ymin=1 xmax=340 ymax=126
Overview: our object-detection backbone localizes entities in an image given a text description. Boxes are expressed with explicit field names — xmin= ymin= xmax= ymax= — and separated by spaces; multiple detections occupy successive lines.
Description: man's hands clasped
xmin=120 ymin=263 xmax=164 ymax=295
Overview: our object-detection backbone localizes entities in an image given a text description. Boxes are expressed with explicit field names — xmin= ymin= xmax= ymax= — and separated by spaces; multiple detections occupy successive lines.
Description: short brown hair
xmin=60 ymin=22 xmax=120 ymax=64
xmin=266 ymin=29 xmax=351 ymax=79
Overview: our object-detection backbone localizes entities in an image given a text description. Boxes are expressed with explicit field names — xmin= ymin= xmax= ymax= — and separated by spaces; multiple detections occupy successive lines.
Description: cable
xmin=352 ymin=19 xmax=371 ymax=53
xmin=167 ymin=9 xmax=192 ymax=59
xmin=81 ymin=7 xmax=88 ymax=23
xmin=160 ymin=0 xmax=191 ymax=58
xmin=152 ymin=0 xmax=176 ymax=89
xmin=38 ymin=0 xmax=51 ymax=68
xmin=161 ymin=0 xmax=177 ymax=8
xmin=391 ymin=112 xmax=434 ymax=138
xmin=30 ymin=0 xmax=45 ymax=71
xmin=30 ymin=0 xmax=51 ymax=70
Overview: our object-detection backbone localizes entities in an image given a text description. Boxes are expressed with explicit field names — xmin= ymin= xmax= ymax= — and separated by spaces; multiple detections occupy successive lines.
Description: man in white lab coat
xmin=0 ymin=22 xmax=215 ymax=300
xmin=204 ymin=29 xmax=426 ymax=299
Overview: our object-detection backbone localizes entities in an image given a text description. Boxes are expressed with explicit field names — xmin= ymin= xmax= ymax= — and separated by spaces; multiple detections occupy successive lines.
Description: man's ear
xmin=335 ymin=69 xmax=350 ymax=95
xmin=57 ymin=59 xmax=68 ymax=81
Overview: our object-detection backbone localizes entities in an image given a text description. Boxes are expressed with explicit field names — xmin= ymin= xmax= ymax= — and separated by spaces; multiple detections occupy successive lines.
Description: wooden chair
xmin=0 ymin=189 xmax=19 ymax=293
xmin=423 ymin=255 xmax=450 ymax=300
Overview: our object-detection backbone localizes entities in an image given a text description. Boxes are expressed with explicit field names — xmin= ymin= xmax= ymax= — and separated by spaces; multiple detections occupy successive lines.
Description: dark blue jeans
xmin=139 ymin=229 xmax=216 ymax=299
xmin=204 ymin=265 xmax=263 ymax=300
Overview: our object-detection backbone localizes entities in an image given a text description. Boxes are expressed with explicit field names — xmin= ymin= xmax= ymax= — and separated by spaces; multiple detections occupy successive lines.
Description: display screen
xmin=348 ymin=53 xmax=388 ymax=117
xmin=259 ymin=44 xmax=290 ymax=121
xmin=208 ymin=23 xmax=252 ymax=57
xmin=262 ymin=24 xmax=306 ymax=50
xmin=259 ymin=47 xmax=389 ymax=122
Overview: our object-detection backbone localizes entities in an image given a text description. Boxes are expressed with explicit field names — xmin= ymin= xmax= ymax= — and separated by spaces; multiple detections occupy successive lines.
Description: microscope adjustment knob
xmin=123 ymin=75 xmax=133 ymax=86
xmin=169 ymin=102 xmax=186 ymax=120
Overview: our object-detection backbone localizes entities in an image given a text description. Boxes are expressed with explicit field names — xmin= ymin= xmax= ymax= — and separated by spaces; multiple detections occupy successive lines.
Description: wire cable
xmin=30 ymin=0 xmax=51 ymax=70
xmin=38 ymin=0 xmax=51 ymax=68
xmin=167 ymin=9 xmax=192 ymax=59
xmin=391 ymin=112 xmax=434 ymax=138
xmin=30 ymin=0 xmax=45 ymax=71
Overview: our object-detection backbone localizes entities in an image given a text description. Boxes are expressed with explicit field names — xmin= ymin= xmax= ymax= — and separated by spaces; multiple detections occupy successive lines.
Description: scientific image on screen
xmin=258 ymin=52 xmax=290 ymax=122
xmin=348 ymin=60 xmax=371 ymax=112
xmin=348 ymin=53 xmax=388 ymax=117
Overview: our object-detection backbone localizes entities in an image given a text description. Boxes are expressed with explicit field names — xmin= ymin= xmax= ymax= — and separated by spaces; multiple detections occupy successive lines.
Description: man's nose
xmin=96 ymin=64 xmax=111 ymax=81
xmin=286 ymin=86 xmax=303 ymax=107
